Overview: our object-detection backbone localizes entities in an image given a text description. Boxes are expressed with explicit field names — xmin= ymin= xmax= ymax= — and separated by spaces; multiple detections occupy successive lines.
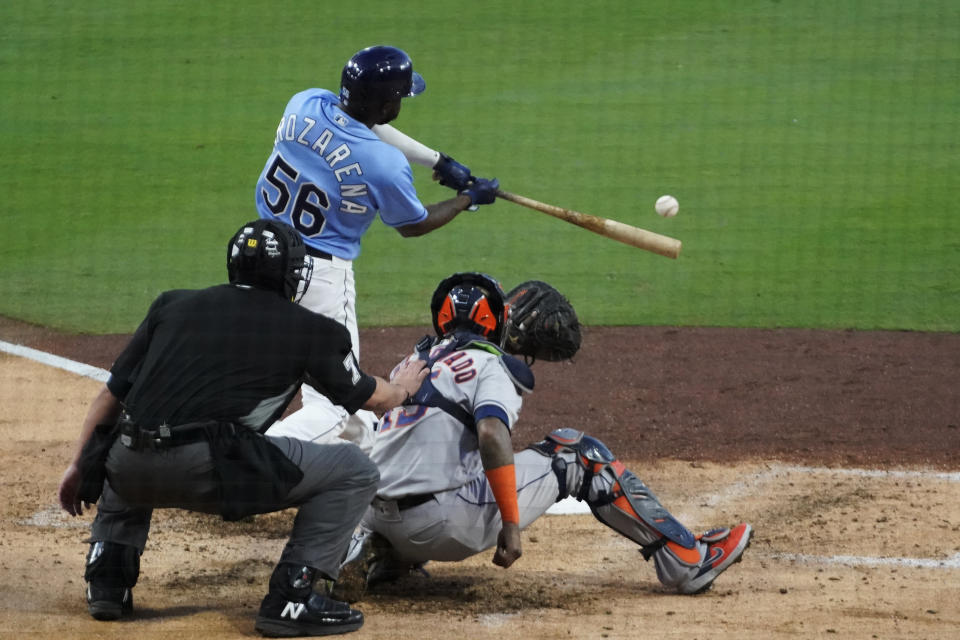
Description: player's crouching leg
xmin=255 ymin=439 xmax=379 ymax=636
xmin=527 ymin=428 xmax=754 ymax=594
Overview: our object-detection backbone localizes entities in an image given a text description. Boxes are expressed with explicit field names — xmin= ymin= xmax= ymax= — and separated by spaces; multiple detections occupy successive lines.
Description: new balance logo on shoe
xmin=255 ymin=591 xmax=365 ymax=636
xmin=280 ymin=601 xmax=306 ymax=620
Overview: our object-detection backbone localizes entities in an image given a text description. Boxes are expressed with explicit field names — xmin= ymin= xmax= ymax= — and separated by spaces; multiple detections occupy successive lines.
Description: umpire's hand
xmin=493 ymin=522 xmax=522 ymax=568
xmin=58 ymin=462 xmax=89 ymax=516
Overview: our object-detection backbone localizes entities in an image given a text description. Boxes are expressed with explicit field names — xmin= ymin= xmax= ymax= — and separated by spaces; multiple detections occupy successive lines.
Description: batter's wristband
xmin=484 ymin=464 xmax=519 ymax=525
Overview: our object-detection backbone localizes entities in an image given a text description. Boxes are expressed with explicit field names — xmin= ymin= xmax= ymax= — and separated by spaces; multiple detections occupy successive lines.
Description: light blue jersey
xmin=255 ymin=89 xmax=428 ymax=259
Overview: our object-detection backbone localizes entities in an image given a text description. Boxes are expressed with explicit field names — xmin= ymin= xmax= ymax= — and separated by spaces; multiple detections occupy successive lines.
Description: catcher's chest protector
xmin=407 ymin=333 xmax=534 ymax=430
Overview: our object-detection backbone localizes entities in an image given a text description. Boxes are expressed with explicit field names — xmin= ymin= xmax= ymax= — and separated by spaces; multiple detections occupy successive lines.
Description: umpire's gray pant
xmin=90 ymin=435 xmax=378 ymax=580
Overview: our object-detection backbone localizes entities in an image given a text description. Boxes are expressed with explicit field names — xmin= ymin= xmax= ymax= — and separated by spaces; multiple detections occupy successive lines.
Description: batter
xmin=255 ymin=45 xmax=499 ymax=452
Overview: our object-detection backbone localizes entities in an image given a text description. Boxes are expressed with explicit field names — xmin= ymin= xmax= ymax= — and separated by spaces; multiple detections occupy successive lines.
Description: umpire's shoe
xmin=84 ymin=541 xmax=139 ymax=621
xmin=255 ymin=563 xmax=363 ymax=637
xmin=86 ymin=583 xmax=133 ymax=621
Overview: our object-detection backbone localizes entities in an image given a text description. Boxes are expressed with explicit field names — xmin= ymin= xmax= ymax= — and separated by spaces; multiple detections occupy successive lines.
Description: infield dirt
xmin=1 ymin=318 xmax=958 ymax=639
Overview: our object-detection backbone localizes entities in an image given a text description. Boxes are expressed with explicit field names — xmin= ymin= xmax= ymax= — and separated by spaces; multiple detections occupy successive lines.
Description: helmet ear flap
xmin=468 ymin=294 xmax=498 ymax=337
xmin=436 ymin=294 xmax=457 ymax=335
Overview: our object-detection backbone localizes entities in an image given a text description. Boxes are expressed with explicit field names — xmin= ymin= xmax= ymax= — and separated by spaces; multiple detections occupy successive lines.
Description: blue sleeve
xmin=370 ymin=151 xmax=428 ymax=227
xmin=474 ymin=405 xmax=511 ymax=431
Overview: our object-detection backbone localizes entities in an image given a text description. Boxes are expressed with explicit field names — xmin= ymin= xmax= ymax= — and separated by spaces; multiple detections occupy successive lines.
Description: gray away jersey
xmin=371 ymin=340 xmax=524 ymax=499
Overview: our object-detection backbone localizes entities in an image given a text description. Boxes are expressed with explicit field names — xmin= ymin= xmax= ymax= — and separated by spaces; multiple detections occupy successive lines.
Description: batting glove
xmin=461 ymin=177 xmax=499 ymax=207
xmin=433 ymin=153 xmax=473 ymax=191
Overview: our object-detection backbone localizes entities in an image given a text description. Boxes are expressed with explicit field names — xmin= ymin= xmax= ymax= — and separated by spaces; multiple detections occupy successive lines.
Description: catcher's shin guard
xmin=528 ymin=428 xmax=697 ymax=558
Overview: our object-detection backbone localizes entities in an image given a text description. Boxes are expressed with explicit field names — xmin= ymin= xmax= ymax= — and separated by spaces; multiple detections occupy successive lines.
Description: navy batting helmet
xmin=430 ymin=272 xmax=507 ymax=345
xmin=227 ymin=220 xmax=312 ymax=302
xmin=339 ymin=46 xmax=425 ymax=119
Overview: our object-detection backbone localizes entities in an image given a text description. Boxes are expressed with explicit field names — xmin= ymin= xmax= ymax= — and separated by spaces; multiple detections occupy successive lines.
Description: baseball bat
xmin=495 ymin=190 xmax=682 ymax=259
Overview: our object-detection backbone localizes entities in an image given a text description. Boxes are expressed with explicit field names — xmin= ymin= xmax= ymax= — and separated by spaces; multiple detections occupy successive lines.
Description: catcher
xmin=331 ymin=273 xmax=752 ymax=602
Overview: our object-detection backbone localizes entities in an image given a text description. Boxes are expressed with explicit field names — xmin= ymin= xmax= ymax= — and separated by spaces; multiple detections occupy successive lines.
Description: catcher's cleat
xmin=332 ymin=530 xmax=429 ymax=603
xmin=679 ymin=523 xmax=753 ymax=595
xmin=86 ymin=583 xmax=133 ymax=621
xmin=368 ymin=557 xmax=430 ymax=587
xmin=330 ymin=530 xmax=381 ymax=604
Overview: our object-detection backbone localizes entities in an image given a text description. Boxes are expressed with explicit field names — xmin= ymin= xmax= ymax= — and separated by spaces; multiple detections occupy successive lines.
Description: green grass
xmin=1 ymin=1 xmax=957 ymax=333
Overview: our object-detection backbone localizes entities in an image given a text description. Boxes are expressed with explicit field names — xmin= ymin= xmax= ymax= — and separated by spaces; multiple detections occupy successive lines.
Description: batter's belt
xmin=305 ymin=245 xmax=333 ymax=261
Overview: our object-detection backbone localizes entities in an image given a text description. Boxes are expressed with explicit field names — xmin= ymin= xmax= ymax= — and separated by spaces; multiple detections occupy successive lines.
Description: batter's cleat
xmin=86 ymin=583 xmax=133 ymax=621
xmin=678 ymin=523 xmax=753 ymax=595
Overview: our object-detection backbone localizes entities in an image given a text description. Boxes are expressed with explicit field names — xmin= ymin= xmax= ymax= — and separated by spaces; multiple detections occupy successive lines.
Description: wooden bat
xmin=495 ymin=189 xmax=682 ymax=259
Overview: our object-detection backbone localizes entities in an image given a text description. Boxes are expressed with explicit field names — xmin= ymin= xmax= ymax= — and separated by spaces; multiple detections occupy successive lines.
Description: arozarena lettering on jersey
xmin=275 ymin=114 xmax=369 ymax=214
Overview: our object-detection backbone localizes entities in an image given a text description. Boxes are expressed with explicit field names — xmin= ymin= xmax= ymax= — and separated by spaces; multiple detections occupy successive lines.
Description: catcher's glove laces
xmin=503 ymin=280 xmax=581 ymax=364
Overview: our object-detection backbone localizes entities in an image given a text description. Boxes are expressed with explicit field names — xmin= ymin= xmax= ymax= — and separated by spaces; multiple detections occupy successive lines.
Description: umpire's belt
xmin=375 ymin=493 xmax=435 ymax=512
xmin=118 ymin=418 xmax=218 ymax=451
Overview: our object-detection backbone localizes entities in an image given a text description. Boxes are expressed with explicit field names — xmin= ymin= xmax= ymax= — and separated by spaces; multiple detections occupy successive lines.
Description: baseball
xmin=655 ymin=195 xmax=679 ymax=218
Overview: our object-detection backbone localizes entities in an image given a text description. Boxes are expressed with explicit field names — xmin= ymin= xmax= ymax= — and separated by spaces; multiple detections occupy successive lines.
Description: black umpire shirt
xmin=106 ymin=284 xmax=376 ymax=432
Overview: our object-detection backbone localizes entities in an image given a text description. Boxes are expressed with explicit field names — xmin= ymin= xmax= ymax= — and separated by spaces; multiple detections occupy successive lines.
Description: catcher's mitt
xmin=504 ymin=280 xmax=581 ymax=363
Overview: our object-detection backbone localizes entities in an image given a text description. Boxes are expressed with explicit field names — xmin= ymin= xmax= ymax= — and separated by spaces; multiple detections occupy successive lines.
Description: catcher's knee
xmin=527 ymin=427 xmax=581 ymax=501
xmin=527 ymin=428 xmax=695 ymax=552
xmin=85 ymin=541 xmax=140 ymax=588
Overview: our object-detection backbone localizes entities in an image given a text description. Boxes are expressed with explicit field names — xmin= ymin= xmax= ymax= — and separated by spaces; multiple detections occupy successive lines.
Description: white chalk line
xmin=781 ymin=464 xmax=960 ymax=483
xmin=676 ymin=463 xmax=960 ymax=522
xmin=549 ymin=463 xmax=959 ymax=518
xmin=551 ymin=463 xmax=960 ymax=571
xmin=768 ymin=551 xmax=960 ymax=570
xmin=7 ymin=340 xmax=959 ymax=570
xmin=17 ymin=505 xmax=88 ymax=529
xmin=0 ymin=339 xmax=109 ymax=382
xmin=678 ymin=463 xmax=960 ymax=571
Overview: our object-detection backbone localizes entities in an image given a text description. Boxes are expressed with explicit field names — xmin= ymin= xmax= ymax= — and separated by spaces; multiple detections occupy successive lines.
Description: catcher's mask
xmin=227 ymin=219 xmax=313 ymax=302
xmin=339 ymin=45 xmax=425 ymax=123
xmin=430 ymin=272 xmax=507 ymax=345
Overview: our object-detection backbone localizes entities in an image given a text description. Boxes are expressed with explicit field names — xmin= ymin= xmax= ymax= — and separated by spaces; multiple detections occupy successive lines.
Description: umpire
xmin=57 ymin=219 xmax=427 ymax=637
